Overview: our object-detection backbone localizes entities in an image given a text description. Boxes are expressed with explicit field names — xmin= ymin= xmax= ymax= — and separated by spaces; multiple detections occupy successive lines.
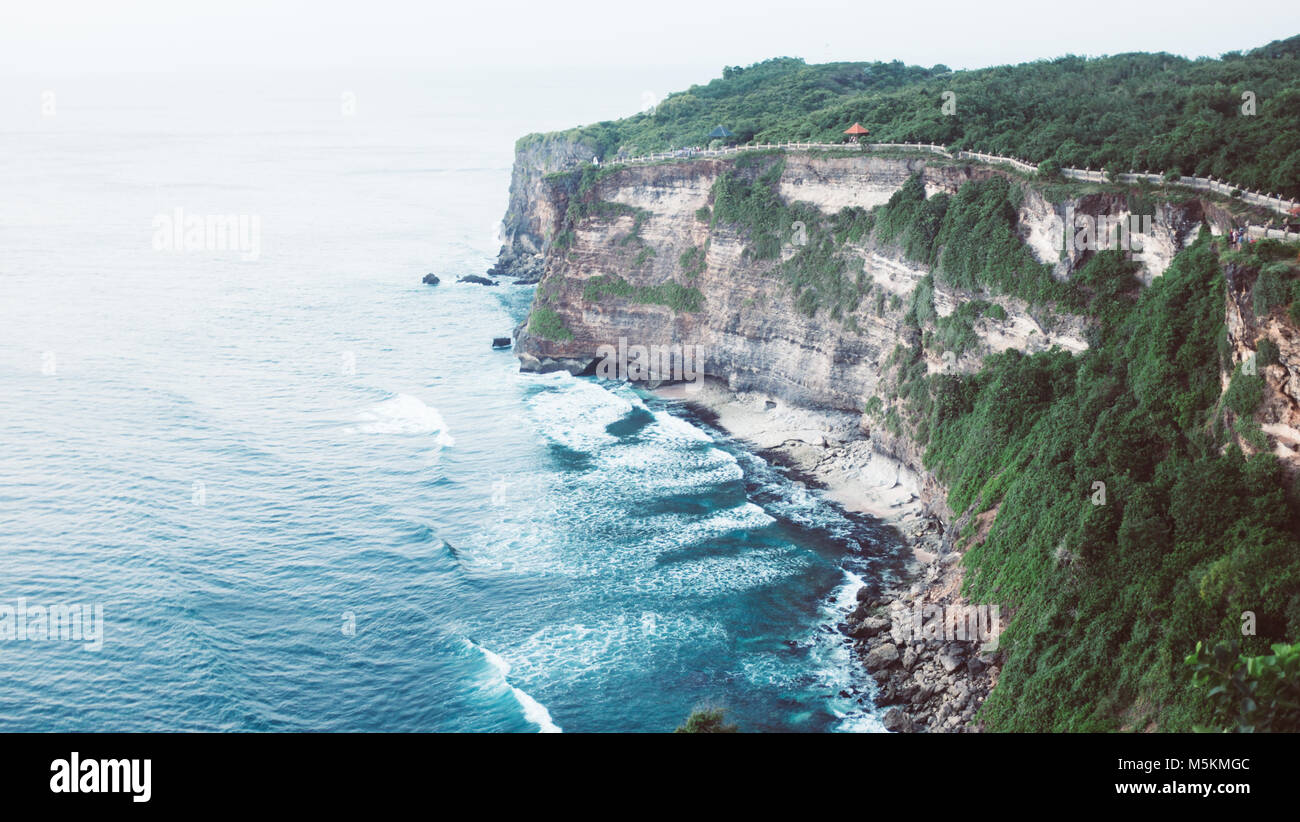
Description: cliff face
xmin=503 ymin=150 xmax=1291 ymax=527
xmin=488 ymin=134 xmax=595 ymax=283
xmin=513 ymin=153 xmax=1217 ymax=406
xmin=1225 ymin=261 xmax=1300 ymax=467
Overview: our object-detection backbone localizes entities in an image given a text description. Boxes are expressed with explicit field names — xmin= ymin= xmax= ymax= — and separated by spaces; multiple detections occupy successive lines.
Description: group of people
xmin=1229 ymin=227 xmax=1255 ymax=249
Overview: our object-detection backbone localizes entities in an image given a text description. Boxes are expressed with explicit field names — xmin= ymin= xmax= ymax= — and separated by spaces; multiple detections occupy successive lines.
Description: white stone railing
xmin=598 ymin=140 xmax=952 ymax=166
xmin=582 ymin=141 xmax=1299 ymax=219
xmin=1064 ymin=168 xmax=1297 ymax=215
xmin=1246 ymin=224 xmax=1300 ymax=241
xmin=954 ymin=150 xmax=1037 ymax=174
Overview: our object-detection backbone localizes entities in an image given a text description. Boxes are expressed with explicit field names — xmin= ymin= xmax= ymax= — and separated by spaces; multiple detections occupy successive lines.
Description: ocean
xmin=0 ymin=69 xmax=903 ymax=732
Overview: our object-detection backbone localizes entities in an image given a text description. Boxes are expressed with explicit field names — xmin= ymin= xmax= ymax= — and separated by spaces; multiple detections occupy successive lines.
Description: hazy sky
xmin=3 ymin=0 xmax=1297 ymax=77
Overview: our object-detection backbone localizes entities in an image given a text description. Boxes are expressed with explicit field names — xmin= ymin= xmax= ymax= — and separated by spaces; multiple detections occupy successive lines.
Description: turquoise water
xmin=0 ymin=71 xmax=904 ymax=732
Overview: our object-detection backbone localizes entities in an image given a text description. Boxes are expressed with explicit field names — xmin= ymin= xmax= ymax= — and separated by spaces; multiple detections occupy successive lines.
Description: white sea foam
xmin=734 ymin=567 xmax=888 ymax=733
xmin=465 ymin=639 xmax=561 ymax=733
xmin=650 ymin=501 xmax=776 ymax=552
xmin=592 ymin=440 xmax=744 ymax=491
xmin=648 ymin=409 xmax=713 ymax=443
xmin=829 ymin=569 xmax=867 ymax=612
xmin=820 ymin=570 xmax=887 ymax=734
xmin=355 ymin=393 xmax=455 ymax=446
xmin=508 ymin=614 xmax=730 ymax=688
xmin=528 ymin=378 xmax=636 ymax=451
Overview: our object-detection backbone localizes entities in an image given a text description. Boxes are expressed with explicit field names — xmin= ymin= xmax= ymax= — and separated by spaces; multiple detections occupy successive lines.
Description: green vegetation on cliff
xmin=708 ymin=154 xmax=873 ymax=322
xmin=536 ymin=36 xmax=1300 ymax=197
xmin=703 ymin=166 xmax=1300 ymax=730
xmin=674 ymin=707 xmax=739 ymax=733
xmin=544 ymin=165 xmax=704 ymax=314
xmin=904 ymin=235 xmax=1300 ymax=731
xmin=583 ymin=273 xmax=705 ymax=312
xmin=706 ymin=163 xmax=1084 ymax=325
xmin=875 ymin=174 xmax=1069 ymax=307
xmin=1186 ymin=640 xmax=1300 ymax=732
xmin=538 ymin=57 xmax=936 ymax=156
xmin=1225 ymin=237 xmax=1300 ymax=321
xmin=527 ymin=307 xmax=574 ymax=342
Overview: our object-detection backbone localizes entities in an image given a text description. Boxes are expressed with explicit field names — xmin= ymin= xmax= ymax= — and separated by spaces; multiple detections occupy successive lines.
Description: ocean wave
xmin=647 ymin=409 xmax=714 ymax=443
xmin=590 ymin=440 xmax=744 ymax=492
xmin=819 ymin=570 xmax=887 ymax=733
xmin=527 ymin=378 xmax=636 ymax=451
xmin=355 ymin=393 xmax=455 ymax=446
xmin=507 ymin=614 xmax=731 ymax=688
xmin=644 ymin=501 xmax=777 ymax=554
xmin=464 ymin=639 xmax=561 ymax=733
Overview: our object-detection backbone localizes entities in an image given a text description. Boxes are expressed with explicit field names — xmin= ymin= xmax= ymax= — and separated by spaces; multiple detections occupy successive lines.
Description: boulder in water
xmin=422 ymin=273 xmax=440 ymax=285
xmin=492 ymin=337 xmax=512 ymax=349
xmin=457 ymin=275 xmax=497 ymax=286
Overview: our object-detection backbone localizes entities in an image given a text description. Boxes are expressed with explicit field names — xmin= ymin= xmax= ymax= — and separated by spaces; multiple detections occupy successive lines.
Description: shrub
xmin=674 ymin=707 xmax=738 ymax=733
xmin=709 ymin=157 xmax=869 ymax=322
xmin=1254 ymin=268 xmax=1290 ymax=316
xmin=916 ymin=234 xmax=1300 ymax=732
xmin=1257 ymin=337 xmax=1280 ymax=366
xmin=583 ymin=273 xmax=704 ymax=312
xmin=1224 ymin=365 xmax=1264 ymax=416
xmin=679 ymin=244 xmax=707 ymax=278
xmin=1186 ymin=641 xmax=1300 ymax=732
xmin=906 ymin=275 xmax=936 ymax=327
xmin=527 ymin=308 xmax=574 ymax=341
xmin=930 ymin=299 xmax=989 ymax=355
xmin=875 ymin=174 xmax=1069 ymax=308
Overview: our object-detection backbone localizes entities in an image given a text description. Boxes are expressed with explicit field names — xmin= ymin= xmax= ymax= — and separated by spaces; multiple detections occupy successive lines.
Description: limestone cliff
xmin=488 ymin=133 xmax=598 ymax=283
xmin=512 ymin=152 xmax=1220 ymax=406
xmin=1225 ymin=259 xmax=1300 ymax=466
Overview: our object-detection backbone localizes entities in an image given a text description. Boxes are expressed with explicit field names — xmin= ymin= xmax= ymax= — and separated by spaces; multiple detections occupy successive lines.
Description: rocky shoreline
xmin=845 ymin=540 xmax=1000 ymax=734
xmin=657 ymin=380 xmax=1000 ymax=733
xmin=486 ymin=244 xmax=545 ymax=284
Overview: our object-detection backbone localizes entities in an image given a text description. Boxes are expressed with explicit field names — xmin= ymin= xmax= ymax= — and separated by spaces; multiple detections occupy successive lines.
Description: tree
xmin=675 ymin=707 xmax=739 ymax=733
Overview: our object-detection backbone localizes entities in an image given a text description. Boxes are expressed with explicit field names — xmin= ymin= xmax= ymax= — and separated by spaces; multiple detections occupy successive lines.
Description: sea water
xmin=0 ymin=69 xmax=905 ymax=732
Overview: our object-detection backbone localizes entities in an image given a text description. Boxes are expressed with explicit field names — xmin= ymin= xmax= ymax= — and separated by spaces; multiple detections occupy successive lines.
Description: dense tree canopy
xmin=537 ymin=36 xmax=1300 ymax=197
